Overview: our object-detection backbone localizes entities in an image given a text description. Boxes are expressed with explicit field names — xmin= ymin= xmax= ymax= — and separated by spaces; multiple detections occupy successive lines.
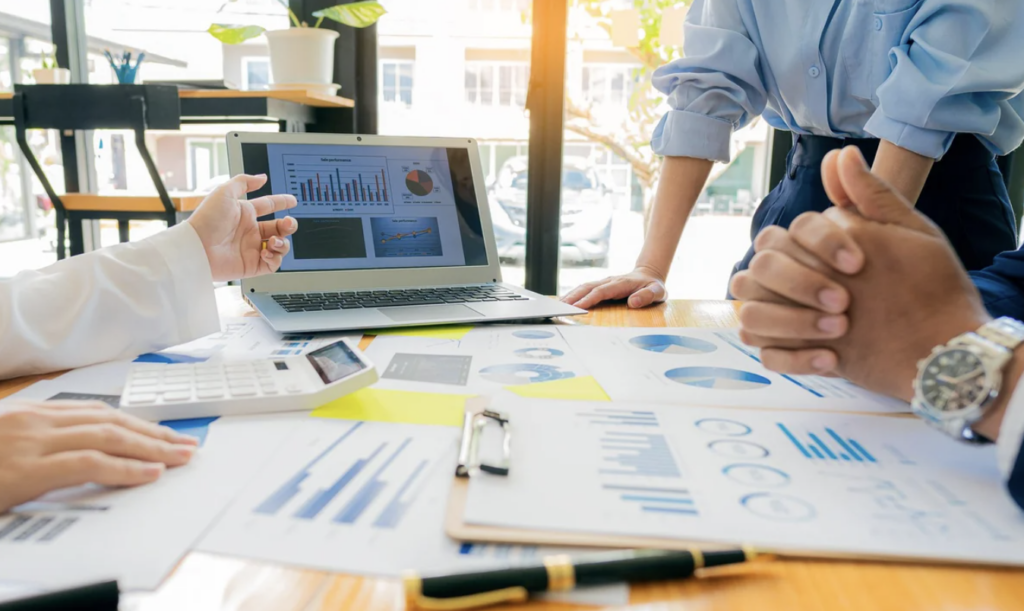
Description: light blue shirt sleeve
xmin=650 ymin=0 xmax=768 ymax=163
xmin=865 ymin=0 xmax=1024 ymax=159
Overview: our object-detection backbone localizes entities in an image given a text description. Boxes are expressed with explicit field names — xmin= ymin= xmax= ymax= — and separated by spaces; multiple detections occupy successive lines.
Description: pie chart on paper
xmin=629 ymin=334 xmax=717 ymax=355
xmin=665 ymin=367 xmax=771 ymax=390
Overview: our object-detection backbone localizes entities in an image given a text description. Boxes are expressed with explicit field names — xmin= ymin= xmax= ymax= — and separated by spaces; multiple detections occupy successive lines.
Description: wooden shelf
xmin=60 ymin=193 xmax=205 ymax=212
xmin=0 ymin=89 xmax=354 ymax=108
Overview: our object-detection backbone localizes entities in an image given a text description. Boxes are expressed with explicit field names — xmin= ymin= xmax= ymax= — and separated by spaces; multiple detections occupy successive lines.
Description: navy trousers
xmin=731 ymin=134 xmax=1018 ymax=279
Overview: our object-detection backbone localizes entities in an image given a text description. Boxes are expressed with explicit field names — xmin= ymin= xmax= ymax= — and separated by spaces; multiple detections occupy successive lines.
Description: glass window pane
xmin=465 ymin=66 xmax=478 ymax=103
xmin=559 ymin=7 xmax=771 ymax=299
xmin=0 ymin=3 xmax=55 ymax=268
xmin=379 ymin=2 xmax=532 ymax=286
xmin=480 ymin=65 xmax=494 ymax=105
xmin=499 ymin=65 xmax=512 ymax=106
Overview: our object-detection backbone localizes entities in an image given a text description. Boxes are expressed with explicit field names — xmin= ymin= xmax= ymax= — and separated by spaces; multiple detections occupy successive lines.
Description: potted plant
xmin=32 ymin=48 xmax=71 ymax=85
xmin=209 ymin=0 xmax=385 ymax=95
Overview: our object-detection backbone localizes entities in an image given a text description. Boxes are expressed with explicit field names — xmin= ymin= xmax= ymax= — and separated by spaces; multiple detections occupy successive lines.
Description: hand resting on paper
xmin=0 ymin=401 xmax=199 ymax=513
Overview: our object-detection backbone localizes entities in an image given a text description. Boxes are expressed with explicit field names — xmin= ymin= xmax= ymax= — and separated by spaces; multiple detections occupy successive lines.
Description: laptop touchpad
xmin=381 ymin=304 xmax=484 ymax=322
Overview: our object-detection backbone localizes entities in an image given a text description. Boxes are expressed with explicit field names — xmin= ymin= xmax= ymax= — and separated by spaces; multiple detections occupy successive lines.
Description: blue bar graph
xmin=777 ymin=423 xmax=877 ymax=463
xmin=598 ymin=432 xmax=681 ymax=478
xmin=293 ymin=444 xmax=385 ymax=520
xmin=334 ymin=438 xmax=412 ymax=524
xmin=373 ymin=460 xmax=429 ymax=529
xmin=581 ymin=409 xmax=660 ymax=427
xmin=602 ymin=484 xmax=697 ymax=516
xmin=254 ymin=423 xmax=364 ymax=516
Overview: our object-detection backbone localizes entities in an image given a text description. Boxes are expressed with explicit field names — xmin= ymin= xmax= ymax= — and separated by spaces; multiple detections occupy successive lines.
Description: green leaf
xmin=207 ymin=24 xmax=266 ymax=45
xmin=312 ymin=1 xmax=387 ymax=28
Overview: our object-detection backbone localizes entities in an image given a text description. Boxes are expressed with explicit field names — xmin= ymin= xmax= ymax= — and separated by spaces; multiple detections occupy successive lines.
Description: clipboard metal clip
xmin=456 ymin=409 xmax=510 ymax=478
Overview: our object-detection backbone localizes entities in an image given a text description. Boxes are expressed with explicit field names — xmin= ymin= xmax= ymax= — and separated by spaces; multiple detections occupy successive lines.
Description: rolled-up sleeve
xmin=865 ymin=0 xmax=1024 ymax=159
xmin=650 ymin=0 xmax=768 ymax=163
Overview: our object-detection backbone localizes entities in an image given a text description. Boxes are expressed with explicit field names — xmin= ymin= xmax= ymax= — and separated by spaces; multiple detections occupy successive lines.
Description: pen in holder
xmin=104 ymin=49 xmax=146 ymax=84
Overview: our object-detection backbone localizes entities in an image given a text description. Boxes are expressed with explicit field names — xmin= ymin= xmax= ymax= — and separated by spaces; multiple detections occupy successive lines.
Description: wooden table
xmin=2 ymin=291 xmax=1022 ymax=611
xmin=0 ymin=89 xmax=355 ymax=132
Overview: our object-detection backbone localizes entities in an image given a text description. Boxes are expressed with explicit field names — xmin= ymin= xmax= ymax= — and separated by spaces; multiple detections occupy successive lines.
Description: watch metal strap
xmin=976 ymin=317 xmax=1024 ymax=351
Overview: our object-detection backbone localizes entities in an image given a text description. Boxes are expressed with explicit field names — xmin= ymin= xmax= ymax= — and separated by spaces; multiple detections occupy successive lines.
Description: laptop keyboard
xmin=271 ymin=285 xmax=530 ymax=313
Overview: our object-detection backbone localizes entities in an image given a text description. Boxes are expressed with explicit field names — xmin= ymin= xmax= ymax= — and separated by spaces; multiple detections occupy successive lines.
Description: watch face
xmin=919 ymin=348 xmax=990 ymax=412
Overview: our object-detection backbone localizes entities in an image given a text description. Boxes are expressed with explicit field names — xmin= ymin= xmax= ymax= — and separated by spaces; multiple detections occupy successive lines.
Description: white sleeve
xmin=0 ymin=222 xmax=220 ymax=380
xmin=998 ymin=377 xmax=1024 ymax=479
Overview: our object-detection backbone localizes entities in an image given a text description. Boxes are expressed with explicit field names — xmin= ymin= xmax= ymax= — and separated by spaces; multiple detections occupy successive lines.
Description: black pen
xmin=0 ymin=580 xmax=118 ymax=611
xmin=404 ymin=547 xmax=761 ymax=610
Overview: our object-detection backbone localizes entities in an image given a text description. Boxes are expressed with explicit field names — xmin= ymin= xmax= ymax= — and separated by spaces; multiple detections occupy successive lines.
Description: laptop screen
xmin=240 ymin=142 xmax=489 ymax=272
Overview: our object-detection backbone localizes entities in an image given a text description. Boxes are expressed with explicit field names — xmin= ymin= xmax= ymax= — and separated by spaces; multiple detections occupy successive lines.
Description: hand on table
xmin=0 ymin=402 xmax=199 ymax=513
xmin=562 ymin=266 xmax=668 ymax=309
xmin=729 ymin=146 xmax=990 ymax=401
xmin=187 ymin=174 xmax=299 ymax=282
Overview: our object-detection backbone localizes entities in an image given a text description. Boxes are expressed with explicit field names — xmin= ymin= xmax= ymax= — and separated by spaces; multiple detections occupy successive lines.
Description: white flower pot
xmin=32 ymin=68 xmax=71 ymax=84
xmin=265 ymin=28 xmax=340 ymax=86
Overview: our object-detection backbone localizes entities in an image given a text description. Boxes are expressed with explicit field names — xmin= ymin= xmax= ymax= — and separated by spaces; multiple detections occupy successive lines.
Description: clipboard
xmin=444 ymin=398 xmax=729 ymax=552
xmin=441 ymin=401 xmax=1024 ymax=568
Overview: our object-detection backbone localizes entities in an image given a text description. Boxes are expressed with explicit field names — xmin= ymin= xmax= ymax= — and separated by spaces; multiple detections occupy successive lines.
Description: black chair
xmin=13 ymin=84 xmax=183 ymax=259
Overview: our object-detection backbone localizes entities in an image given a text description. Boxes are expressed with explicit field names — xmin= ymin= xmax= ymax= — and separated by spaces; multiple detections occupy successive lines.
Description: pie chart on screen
xmin=665 ymin=367 xmax=771 ymax=390
xmin=629 ymin=334 xmax=717 ymax=355
xmin=405 ymin=170 xmax=434 ymax=196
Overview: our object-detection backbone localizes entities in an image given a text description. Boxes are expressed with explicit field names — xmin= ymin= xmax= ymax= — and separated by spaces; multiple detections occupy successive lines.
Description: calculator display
xmin=306 ymin=340 xmax=366 ymax=384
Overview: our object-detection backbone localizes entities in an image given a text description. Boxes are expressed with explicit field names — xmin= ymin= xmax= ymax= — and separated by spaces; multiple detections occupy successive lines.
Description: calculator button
xmin=133 ymin=370 xmax=160 ymax=379
xmin=196 ymin=381 xmax=224 ymax=390
xmin=225 ymin=365 xmax=251 ymax=373
xmin=285 ymin=384 xmax=302 ymax=394
xmin=130 ymin=378 xmax=158 ymax=387
xmin=161 ymin=384 xmax=191 ymax=393
xmin=230 ymin=386 xmax=257 ymax=397
xmin=260 ymin=386 xmax=279 ymax=395
xmin=196 ymin=375 xmax=223 ymax=383
xmin=128 ymin=393 xmax=157 ymax=404
xmin=162 ymin=390 xmax=192 ymax=402
xmin=197 ymin=388 xmax=225 ymax=399
xmin=163 ymin=375 xmax=193 ymax=383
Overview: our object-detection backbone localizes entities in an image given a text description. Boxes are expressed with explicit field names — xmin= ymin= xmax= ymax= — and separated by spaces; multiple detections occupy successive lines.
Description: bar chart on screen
xmin=199 ymin=420 xmax=463 ymax=576
xmin=283 ymin=154 xmax=395 ymax=213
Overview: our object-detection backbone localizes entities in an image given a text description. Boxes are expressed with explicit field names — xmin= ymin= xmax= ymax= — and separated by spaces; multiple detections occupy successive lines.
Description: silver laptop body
xmin=227 ymin=132 xmax=585 ymax=333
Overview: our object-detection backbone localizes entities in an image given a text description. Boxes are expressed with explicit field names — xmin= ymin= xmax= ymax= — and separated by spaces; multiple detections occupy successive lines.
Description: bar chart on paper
xmin=283 ymin=154 xmax=394 ymax=212
xmin=576 ymin=409 xmax=699 ymax=518
xmin=776 ymin=423 xmax=878 ymax=463
xmin=199 ymin=420 xmax=461 ymax=576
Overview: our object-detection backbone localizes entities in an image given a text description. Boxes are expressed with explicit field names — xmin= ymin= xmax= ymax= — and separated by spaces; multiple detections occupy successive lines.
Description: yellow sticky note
xmin=367 ymin=325 xmax=475 ymax=340
xmin=505 ymin=376 xmax=611 ymax=402
xmin=311 ymin=388 xmax=472 ymax=427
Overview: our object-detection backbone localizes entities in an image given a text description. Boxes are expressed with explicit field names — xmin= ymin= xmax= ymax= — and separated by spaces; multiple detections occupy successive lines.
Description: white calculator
xmin=119 ymin=339 xmax=378 ymax=421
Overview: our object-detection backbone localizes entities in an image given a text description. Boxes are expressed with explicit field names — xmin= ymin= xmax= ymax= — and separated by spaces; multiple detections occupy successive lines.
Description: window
xmin=381 ymin=60 xmax=413 ymax=107
xmin=465 ymin=62 xmax=528 ymax=108
xmin=242 ymin=57 xmax=270 ymax=91
xmin=559 ymin=6 xmax=773 ymax=299
xmin=186 ymin=139 xmax=230 ymax=191
xmin=466 ymin=0 xmax=529 ymax=11
xmin=582 ymin=65 xmax=634 ymax=107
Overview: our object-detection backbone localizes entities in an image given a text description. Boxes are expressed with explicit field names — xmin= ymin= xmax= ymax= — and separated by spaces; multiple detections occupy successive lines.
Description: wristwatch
xmin=912 ymin=317 xmax=1024 ymax=444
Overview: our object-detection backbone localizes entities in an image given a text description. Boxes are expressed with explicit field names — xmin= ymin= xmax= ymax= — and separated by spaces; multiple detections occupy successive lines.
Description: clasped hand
xmin=730 ymin=146 xmax=990 ymax=401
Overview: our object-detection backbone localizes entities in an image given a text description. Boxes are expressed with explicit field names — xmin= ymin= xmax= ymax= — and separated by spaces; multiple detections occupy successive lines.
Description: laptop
xmin=226 ymin=132 xmax=586 ymax=333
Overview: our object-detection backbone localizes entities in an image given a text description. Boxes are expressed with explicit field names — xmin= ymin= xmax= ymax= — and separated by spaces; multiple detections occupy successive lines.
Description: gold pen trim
xmin=543 ymin=555 xmax=576 ymax=591
xmin=403 ymin=571 xmax=528 ymax=611
xmin=688 ymin=547 xmax=705 ymax=569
